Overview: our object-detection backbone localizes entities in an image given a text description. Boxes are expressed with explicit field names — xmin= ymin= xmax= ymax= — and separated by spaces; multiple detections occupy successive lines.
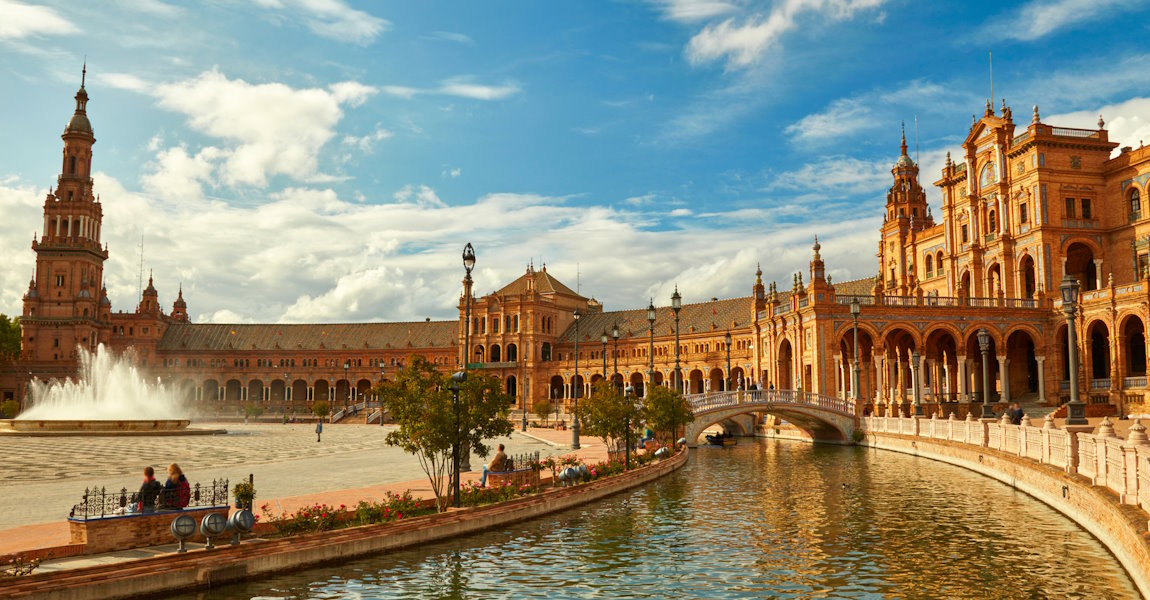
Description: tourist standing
xmin=316 ymin=418 xmax=323 ymax=443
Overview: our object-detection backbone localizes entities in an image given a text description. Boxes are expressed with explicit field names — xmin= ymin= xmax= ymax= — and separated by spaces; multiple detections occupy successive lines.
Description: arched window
xmin=936 ymin=251 xmax=944 ymax=272
xmin=988 ymin=210 xmax=996 ymax=232
xmin=1131 ymin=189 xmax=1142 ymax=219
xmin=541 ymin=343 xmax=551 ymax=362
xmin=925 ymin=254 xmax=933 ymax=274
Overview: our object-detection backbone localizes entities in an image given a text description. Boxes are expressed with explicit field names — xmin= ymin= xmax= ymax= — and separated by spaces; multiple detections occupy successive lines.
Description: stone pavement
xmin=0 ymin=424 xmax=609 ymax=559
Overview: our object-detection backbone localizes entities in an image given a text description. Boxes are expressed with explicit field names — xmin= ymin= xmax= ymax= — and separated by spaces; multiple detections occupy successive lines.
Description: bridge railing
xmin=684 ymin=389 xmax=855 ymax=416
xmin=860 ymin=413 xmax=1150 ymax=521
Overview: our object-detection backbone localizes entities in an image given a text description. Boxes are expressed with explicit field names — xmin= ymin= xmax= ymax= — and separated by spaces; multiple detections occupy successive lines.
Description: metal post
xmin=624 ymin=385 xmax=633 ymax=470
xmin=612 ymin=323 xmax=620 ymax=392
xmin=672 ymin=286 xmax=682 ymax=394
xmin=850 ymin=300 xmax=862 ymax=405
xmin=1062 ymin=274 xmax=1087 ymax=424
xmin=647 ymin=299 xmax=656 ymax=395
xmin=725 ymin=330 xmax=732 ymax=392
xmin=572 ymin=308 xmax=581 ymax=449
xmin=451 ymin=374 xmax=462 ymax=507
xmin=460 ymin=243 xmax=475 ymax=476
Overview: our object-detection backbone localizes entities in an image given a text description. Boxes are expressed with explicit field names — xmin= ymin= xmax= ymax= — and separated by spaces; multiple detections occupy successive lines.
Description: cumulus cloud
xmin=254 ymin=0 xmax=390 ymax=45
xmin=342 ymin=126 xmax=393 ymax=153
xmin=0 ymin=0 xmax=78 ymax=40
xmin=651 ymin=0 xmax=740 ymax=23
xmin=151 ymin=69 xmax=377 ymax=186
xmin=0 ymin=174 xmax=887 ymax=324
xmin=1047 ymin=97 xmax=1150 ymax=156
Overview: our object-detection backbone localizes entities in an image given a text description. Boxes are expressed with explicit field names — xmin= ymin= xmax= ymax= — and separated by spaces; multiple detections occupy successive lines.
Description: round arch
xmin=1119 ymin=314 xmax=1147 ymax=378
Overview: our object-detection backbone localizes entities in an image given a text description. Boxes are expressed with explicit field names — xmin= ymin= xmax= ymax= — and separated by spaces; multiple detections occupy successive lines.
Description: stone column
xmin=999 ymin=357 xmax=1010 ymax=404
xmin=1036 ymin=356 xmax=1046 ymax=404
xmin=834 ymin=355 xmax=843 ymax=400
xmin=957 ymin=355 xmax=967 ymax=402
xmin=874 ymin=356 xmax=883 ymax=404
xmin=943 ymin=360 xmax=951 ymax=399
xmin=1094 ymin=259 xmax=1104 ymax=288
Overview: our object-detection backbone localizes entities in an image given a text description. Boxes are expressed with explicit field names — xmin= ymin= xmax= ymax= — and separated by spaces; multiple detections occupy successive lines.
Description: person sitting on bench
xmin=480 ymin=444 xmax=508 ymax=487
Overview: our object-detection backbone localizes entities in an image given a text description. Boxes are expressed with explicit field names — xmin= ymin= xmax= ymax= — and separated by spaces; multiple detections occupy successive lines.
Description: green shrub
xmin=0 ymin=400 xmax=19 ymax=419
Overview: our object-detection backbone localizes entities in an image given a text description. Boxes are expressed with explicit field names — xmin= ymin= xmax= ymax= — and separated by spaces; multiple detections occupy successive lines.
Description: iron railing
xmin=69 ymin=478 xmax=230 ymax=520
xmin=684 ymin=389 xmax=855 ymax=417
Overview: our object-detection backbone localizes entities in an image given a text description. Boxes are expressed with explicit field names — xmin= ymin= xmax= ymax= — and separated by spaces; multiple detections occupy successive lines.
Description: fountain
xmin=0 ymin=344 xmax=224 ymax=436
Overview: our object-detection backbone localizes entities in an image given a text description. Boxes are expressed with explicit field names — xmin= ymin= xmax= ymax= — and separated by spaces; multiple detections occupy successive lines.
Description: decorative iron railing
xmin=69 ymin=478 xmax=230 ymax=520
xmin=684 ymin=389 xmax=855 ymax=417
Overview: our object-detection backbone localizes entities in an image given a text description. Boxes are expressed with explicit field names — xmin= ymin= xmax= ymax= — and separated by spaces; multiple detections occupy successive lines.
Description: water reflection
xmin=183 ymin=440 xmax=1138 ymax=599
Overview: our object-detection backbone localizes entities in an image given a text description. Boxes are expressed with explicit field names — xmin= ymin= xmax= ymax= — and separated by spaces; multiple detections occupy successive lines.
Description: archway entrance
xmin=777 ymin=340 xmax=793 ymax=389
xmin=1019 ymin=255 xmax=1037 ymax=298
xmin=1065 ymin=242 xmax=1098 ymax=291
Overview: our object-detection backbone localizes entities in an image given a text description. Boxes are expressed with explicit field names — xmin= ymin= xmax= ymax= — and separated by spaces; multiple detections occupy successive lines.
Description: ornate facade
xmin=5 ymin=79 xmax=1150 ymax=419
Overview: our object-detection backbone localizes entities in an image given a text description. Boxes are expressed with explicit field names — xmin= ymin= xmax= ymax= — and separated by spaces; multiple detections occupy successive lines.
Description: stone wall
xmin=69 ymin=507 xmax=230 ymax=555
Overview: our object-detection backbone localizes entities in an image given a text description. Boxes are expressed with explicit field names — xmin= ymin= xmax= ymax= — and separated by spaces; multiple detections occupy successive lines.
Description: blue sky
xmin=2 ymin=0 xmax=1150 ymax=323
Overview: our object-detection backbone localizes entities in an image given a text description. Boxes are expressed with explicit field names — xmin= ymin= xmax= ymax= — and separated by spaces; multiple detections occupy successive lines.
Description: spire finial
xmin=81 ymin=58 xmax=86 ymax=88
xmin=1032 ymin=105 xmax=1040 ymax=125
xmin=900 ymin=121 xmax=907 ymax=156
xmin=1098 ymin=114 xmax=1106 ymax=130
xmin=812 ymin=235 xmax=821 ymax=259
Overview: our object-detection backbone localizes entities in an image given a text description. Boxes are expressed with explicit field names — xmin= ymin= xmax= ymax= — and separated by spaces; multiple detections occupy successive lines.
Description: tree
xmin=243 ymin=402 xmax=264 ymax=418
xmin=642 ymin=385 xmax=694 ymax=449
xmin=311 ymin=400 xmax=330 ymax=419
xmin=377 ymin=356 xmax=513 ymax=512
xmin=576 ymin=382 xmax=642 ymax=457
xmin=0 ymin=400 xmax=19 ymax=419
xmin=533 ymin=399 xmax=552 ymax=426
xmin=0 ymin=314 xmax=20 ymax=356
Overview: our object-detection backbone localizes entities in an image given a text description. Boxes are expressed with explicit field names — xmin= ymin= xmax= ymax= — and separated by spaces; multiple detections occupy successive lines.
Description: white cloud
xmin=0 ymin=174 xmax=888 ymax=323
xmin=140 ymin=146 xmax=223 ymax=200
xmin=255 ymin=0 xmax=390 ymax=45
xmin=151 ymin=69 xmax=377 ymax=186
xmin=0 ymin=0 xmax=78 ymax=40
xmin=652 ymin=0 xmax=740 ymax=23
xmin=785 ymin=97 xmax=876 ymax=143
xmin=381 ymin=78 xmax=521 ymax=101
xmin=342 ymin=126 xmax=393 ymax=153
xmin=423 ymin=31 xmax=473 ymax=44
xmin=95 ymin=72 xmax=149 ymax=93
xmin=440 ymin=167 xmax=462 ymax=179
xmin=686 ymin=0 xmax=887 ymax=69
xmin=393 ymin=184 xmax=446 ymax=208
xmin=978 ymin=0 xmax=1142 ymax=42
xmin=670 ymin=208 xmax=693 ymax=217
xmin=769 ymin=156 xmax=891 ymax=192
xmin=625 ymin=193 xmax=656 ymax=206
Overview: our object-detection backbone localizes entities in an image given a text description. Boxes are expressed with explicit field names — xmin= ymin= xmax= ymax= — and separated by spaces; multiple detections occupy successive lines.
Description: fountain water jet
xmin=0 ymin=344 xmax=224 ymax=436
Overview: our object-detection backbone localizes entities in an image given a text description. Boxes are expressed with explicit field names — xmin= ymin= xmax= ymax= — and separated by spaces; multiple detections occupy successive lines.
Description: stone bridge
xmin=684 ymin=390 xmax=857 ymax=446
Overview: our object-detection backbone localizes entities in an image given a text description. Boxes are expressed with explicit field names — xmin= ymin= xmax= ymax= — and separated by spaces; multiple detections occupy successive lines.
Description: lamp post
xmin=521 ymin=355 xmax=528 ymax=432
xmin=911 ymin=349 xmax=922 ymax=416
xmin=647 ymin=299 xmax=656 ymax=395
xmin=601 ymin=331 xmax=608 ymax=382
xmin=572 ymin=308 xmax=582 ymax=450
xmin=724 ymin=330 xmax=732 ymax=392
xmin=850 ymin=299 xmax=861 ymax=405
xmin=461 ymin=243 xmax=475 ymax=472
xmin=672 ymin=286 xmax=682 ymax=394
xmin=623 ymin=384 xmax=634 ymax=470
xmin=611 ymin=322 xmax=620 ymax=392
xmin=343 ymin=361 xmax=350 ymax=411
xmin=284 ymin=372 xmax=290 ymax=415
xmin=978 ymin=328 xmax=995 ymax=419
xmin=450 ymin=371 xmax=465 ymax=507
xmin=378 ymin=364 xmax=385 ymax=427
xmin=1061 ymin=274 xmax=1087 ymax=425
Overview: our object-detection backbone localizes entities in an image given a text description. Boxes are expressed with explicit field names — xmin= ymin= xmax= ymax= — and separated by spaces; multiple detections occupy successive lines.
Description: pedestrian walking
xmin=316 ymin=418 xmax=323 ymax=443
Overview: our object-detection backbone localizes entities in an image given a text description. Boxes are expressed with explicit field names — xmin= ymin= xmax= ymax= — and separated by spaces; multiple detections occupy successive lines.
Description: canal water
xmin=188 ymin=440 xmax=1138 ymax=599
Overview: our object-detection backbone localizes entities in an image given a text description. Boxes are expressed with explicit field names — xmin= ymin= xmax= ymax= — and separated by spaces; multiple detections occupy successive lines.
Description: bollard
xmin=200 ymin=513 xmax=228 ymax=550
xmin=171 ymin=515 xmax=196 ymax=553
xmin=228 ymin=509 xmax=255 ymax=545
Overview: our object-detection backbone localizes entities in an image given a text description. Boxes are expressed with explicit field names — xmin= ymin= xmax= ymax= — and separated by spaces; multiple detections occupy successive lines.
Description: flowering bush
xmin=460 ymin=481 xmax=538 ymax=507
xmin=353 ymin=490 xmax=424 ymax=526
xmin=260 ymin=502 xmax=341 ymax=536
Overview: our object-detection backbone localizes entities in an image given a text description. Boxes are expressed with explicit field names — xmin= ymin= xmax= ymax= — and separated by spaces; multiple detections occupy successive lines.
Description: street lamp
xmin=623 ymin=384 xmax=634 ymax=470
xmin=378 ymin=364 xmax=385 ymax=427
xmin=343 ymin=361 xmax=350 ymax=411
xmin=647 ymin=299 xmax=656 ymax=395
xmin=672 ymin=286 xmax=682 ymax=393
xmin=849 ymin=299 xmax=862 ymax=405
xmin=911 ymin=349 xmax=922 ymax=416
xmin=461 ymin=243 xmax=475 ymax=472
xmin=978 ymin=328 xmax=995 ymax=419
xmin=724 ymin=330 xmax=732 ymax=392
xmin=1061 ymin=274 xmax=1087 ymax=425
xmin=450 ymin=370 xmax=466 ymax=507
xmin=601 ymin=331 xmax=609 ymax=383
xmin=611 ymin=322 xmax=620 ymax=392
xmin=572 ymin=308 xmax=582 ymax=450
xmin=284 ymin=372 xmax=290 ymax=415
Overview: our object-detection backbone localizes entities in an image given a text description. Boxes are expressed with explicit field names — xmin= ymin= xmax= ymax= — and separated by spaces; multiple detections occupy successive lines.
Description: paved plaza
xmin=0 ymin=422 xmax=573 ymax=532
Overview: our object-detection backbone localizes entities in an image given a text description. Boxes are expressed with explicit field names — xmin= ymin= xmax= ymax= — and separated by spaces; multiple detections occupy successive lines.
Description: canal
xmin=189 ymin=439 xmax=1138 ymax=599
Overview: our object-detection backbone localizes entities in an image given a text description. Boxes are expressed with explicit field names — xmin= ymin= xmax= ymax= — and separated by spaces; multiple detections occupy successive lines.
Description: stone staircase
xmin=1016 ymin=392 xmax=1057 ymax=419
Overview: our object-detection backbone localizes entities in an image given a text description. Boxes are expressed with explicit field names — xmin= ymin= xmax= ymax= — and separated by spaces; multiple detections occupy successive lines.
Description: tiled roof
xmin=494 ymin=268 xmax=585 ymax=299
xmin=832 ymin=276 xmax=878 ymax=297
xmin=158 ymin=322 xmax=458 ymax=352
xmin=559 ymin=296 xmax=754 ymax=342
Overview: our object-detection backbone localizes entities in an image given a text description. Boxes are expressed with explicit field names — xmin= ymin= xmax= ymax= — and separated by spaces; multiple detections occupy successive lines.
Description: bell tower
xmin=21 ymin=65 xmax=110 ymax=368
xmin=878 ymin=124 xmax=932 ymax=296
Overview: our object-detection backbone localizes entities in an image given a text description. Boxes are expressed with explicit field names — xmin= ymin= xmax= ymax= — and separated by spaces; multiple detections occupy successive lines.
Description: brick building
xmin=4 ymin=78 xmax=1150 ymax=418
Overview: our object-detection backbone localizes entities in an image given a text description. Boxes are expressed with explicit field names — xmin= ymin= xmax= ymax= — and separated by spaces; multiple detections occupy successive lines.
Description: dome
xmin=100 ymin=294 xmax=111 ymax=306
xmin=895 ymin=154 xmax=915 ymax=168
xmin=66 ymin=112 xmax=92 ymax=135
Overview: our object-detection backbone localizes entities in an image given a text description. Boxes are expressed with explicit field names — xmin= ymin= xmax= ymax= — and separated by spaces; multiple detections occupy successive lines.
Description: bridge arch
xmin=684 ymin=390 xmax=855 ymax=446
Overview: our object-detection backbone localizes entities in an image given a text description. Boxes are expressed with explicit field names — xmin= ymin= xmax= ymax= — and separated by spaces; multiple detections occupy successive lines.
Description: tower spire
xmin=81 ymin=58 xmax=86 ymax=88
xmin=900 ymin=121 xmax=908 ymax=157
